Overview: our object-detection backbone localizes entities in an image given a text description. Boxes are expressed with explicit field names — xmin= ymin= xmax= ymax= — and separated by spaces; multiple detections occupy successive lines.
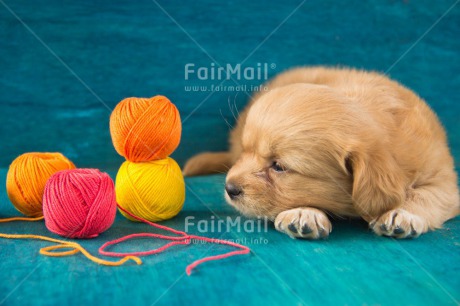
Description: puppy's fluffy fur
xmin=184 ymin=67 xmax=459 ymax=239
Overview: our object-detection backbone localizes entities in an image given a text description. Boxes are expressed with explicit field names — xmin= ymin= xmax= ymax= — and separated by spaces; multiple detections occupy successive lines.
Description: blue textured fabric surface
xmin=0 ymin=0 xmax=459 ymax=305
xmin=0 ymin=170 xmax=459 ymax=305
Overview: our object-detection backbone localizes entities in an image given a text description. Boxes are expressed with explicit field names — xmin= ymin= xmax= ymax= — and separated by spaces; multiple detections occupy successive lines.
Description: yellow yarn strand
xmin=0 ymin=233 xmax=142 ymax=266
xmin=0 ymin=216 xmax=44 ymax=222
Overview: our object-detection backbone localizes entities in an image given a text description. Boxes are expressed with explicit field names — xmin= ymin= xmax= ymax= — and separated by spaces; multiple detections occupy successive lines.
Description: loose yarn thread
xmin=100 ymin=205 xmax=251 ymax=275
xmin=0 ymin=232 xmax=141 ymax=266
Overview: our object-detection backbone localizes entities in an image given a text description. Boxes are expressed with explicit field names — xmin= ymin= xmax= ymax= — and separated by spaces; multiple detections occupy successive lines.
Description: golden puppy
xmin=183 ymin=67 xmax=459 ymax=239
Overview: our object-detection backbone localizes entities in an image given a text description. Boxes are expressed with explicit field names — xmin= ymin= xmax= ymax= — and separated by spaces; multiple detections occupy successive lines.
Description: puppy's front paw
xmin=370 ymin=209 xmax=428 ymax=238
xmin=275 ymin=207 xmax=332 ymax=239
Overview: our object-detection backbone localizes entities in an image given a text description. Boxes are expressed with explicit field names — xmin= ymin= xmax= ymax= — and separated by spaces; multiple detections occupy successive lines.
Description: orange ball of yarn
xmin=109 ymin=95 xmax=181 ymax=162
xmin=6 ymin=152 xmax=76 ymax=217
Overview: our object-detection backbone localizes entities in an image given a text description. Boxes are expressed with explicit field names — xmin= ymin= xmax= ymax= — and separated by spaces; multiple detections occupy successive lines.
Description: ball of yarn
xmin=6 ymin=152 xmax=76 ymax=217
xmin=42 ymin=169 xmax=117 ymax=239
xmin=116 ymin=158 xmax=185 ymax=222
xmin=110 ymin=96 xmax=182 ymax=162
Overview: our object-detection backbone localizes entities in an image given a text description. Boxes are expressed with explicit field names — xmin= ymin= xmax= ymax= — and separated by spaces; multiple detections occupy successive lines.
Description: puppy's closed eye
xmin=270 ymin=161 xmax=286 ymax=172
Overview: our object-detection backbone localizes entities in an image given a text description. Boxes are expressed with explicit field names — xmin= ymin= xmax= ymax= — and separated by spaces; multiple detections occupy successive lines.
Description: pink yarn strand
xmin=99 ymin=205 xmax=250 ymax=275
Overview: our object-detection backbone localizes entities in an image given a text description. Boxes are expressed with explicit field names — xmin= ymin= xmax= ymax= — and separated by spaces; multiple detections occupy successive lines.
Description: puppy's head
xmin=225 ymin=84 xmax=359 ymax=219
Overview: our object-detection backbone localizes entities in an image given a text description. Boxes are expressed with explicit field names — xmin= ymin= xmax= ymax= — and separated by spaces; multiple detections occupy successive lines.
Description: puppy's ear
xmin=349 ymin=147 xmax=406 ymax=220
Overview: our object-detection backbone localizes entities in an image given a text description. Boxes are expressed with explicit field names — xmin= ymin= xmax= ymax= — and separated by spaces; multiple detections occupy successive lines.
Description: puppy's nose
xmin=225 ymin=182 xmax=242 ymax=199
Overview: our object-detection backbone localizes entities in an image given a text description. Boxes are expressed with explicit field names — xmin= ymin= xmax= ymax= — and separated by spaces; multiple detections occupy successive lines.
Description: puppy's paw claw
xmin=275 ymin=208 xmax=332 ymax=239
xmin=370 ymin=209 xmax=428 ymax=239
xmin=288 ymin=223 xmax=298 ymax=234
xmin=301 ymin=224 xmax=313 ymax=235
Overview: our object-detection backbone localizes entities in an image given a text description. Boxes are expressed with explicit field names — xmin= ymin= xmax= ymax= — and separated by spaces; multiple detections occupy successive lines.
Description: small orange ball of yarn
xmin=110 ymin=95 xmax=182 ymax=162
xmin=6 ymin=152 xmax=76 ymax=217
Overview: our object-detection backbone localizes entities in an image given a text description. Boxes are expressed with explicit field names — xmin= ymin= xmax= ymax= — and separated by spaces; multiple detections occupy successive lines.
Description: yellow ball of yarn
xmin=115 ymin=158 xmax=185 ymax=222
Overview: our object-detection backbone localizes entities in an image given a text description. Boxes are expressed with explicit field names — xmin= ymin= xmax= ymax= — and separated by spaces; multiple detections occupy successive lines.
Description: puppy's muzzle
xmin=225 ymin=182 xmax=243 ymax=200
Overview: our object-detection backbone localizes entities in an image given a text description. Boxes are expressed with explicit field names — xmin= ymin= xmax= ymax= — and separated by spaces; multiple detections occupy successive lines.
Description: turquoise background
xmin=0 ymin=0 xmax=459 ymax=305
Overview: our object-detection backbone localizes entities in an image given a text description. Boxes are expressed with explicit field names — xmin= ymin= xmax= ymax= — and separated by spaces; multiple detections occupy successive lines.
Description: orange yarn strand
xmin=0 ymin=233 xmax=142 ymax=266
xmin=0 ymin=216 xmax=44 ymax=222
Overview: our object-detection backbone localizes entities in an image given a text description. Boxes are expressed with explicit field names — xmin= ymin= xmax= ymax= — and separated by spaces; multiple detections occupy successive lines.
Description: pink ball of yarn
xmin=43 ymin=169 xmax=117 ymax=239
